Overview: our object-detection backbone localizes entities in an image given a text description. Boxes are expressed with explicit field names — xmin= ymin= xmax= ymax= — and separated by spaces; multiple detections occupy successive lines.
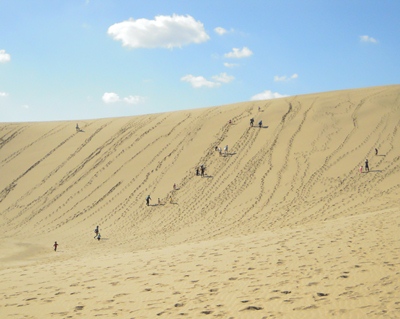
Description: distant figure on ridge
xmin=365 ymin=159 xmax=369 ymax=172
xmin=146 ymin=195 xmax=151 ymax=206
xmin=53 ymin=241 xmax=58 ymax=252
xmin=76 ymin=123 xmax=80 ymax=132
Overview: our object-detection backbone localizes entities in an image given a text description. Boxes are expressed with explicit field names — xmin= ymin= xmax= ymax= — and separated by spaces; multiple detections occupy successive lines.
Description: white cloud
xmin=214 ymin=27 xmax=227 ymax=35
xmin=224 ymin=62 xmax=239 ymax=68
xmin=0 ymin=50 xmax=11 ymax=63
xmin=181 ymin=72 xmax=234 ymax=88
xmin=102 ymin=92 xmax=145 ymax=104
xmin=211 ymin=72 xmax=234 ymax=83
xmin=359 ymin=35 xmax=378 ymax=44
xmin=108 ymin=14 xmax=210 ymax=49
xmin=102 ymin=92 xmax=121 ymax=103
xmin=0 ymin=92 xmax=9 ymax=97
xmin=181 ymin=75 xmax=220 ymax=88
xmin=123 ymin=95 xmax=145 ymax=104
xmin=251 ymin=90 xmax=287 ymax=101
xmin=274 ymin=73 xmax=298 ymax=82
xmin=224 ymin=47 xmax=253 ymax=58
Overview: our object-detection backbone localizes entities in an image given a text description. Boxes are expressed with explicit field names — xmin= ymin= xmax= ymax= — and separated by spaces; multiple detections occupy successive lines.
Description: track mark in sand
xmin=192 ymin=100 xmax=300 ymax=239
xmin=148 ymin=104 xmax=258 ymax=238
xmin=0 ymin=126 xmax=26 ymax=154
xmin=1 ymin=122 xmax=110 ymax=220
xmin=0 ymin=124 xmax=69 ymax=167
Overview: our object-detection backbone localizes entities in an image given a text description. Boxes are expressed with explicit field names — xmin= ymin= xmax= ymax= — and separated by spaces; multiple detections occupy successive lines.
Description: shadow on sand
xmin=223 ymin=152 xmax=236 ymax=157
xmin=362 ymin=170 xmax=383 ymax=173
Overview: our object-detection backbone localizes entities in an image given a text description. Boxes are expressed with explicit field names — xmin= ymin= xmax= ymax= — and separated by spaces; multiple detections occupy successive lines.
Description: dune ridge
xmin=1 ymin=85 xmax=400 ymax=318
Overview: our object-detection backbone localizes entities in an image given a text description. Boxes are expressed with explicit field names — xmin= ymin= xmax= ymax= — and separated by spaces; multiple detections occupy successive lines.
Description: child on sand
xmin=53 ymin=241 xmax=58 ymax=251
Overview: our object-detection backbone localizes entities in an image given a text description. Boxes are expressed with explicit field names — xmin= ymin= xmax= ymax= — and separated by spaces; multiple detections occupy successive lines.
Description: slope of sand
xmin=1 ymin=85 xmax=400 ymax=318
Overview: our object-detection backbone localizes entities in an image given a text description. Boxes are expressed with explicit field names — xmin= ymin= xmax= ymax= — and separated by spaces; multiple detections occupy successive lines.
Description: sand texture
xmin=1 ymin=85 xmax=400 ymax=318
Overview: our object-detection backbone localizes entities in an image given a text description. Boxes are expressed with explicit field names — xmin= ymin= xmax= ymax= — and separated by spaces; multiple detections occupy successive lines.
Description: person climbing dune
xmin=146 ymin=195 xmax=151 ymax=206
xmin=94 ymin=226 xmax=99 ymax=238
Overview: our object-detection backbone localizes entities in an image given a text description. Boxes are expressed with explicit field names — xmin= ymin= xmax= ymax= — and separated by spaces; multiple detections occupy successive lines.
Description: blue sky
xmin=1 ymin=0 xmax=399 ymax=122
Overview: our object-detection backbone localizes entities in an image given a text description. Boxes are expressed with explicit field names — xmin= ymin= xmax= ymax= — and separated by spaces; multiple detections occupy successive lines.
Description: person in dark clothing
xmin=94 ymin=226 xmax=99 ymax=238
xmin=250 ymin=118 xmax=254 ymax=127
xmin=365 ymin=159 xmax=369 ymax=172
xmin=258 ymin=120 xmax=263 ymax=128
xmin=53 ymin=241 xmax=58 ymax=252
xmin=146 ymin=195 xmax=151 ymax=206
xmin=375 ymin=148 xmax=378 ymax=155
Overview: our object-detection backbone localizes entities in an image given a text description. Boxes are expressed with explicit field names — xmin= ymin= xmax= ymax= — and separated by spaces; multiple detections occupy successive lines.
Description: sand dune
xmin=1 ymin=85 xmax=400 ymax=318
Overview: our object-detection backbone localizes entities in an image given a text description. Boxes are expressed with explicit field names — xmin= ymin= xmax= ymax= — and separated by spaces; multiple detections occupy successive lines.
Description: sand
xmin=1 ymin=85 xmax=400 ymax=318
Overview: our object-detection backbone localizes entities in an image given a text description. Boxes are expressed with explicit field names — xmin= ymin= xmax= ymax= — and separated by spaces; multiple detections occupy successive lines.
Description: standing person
xmin=94 ymin=226 xmax=99 ymax=238
xmin=196 ymin=167 xmax=199 ymax=176
xmin=375 ymin=148 xmax=378 ymax=155
xmin=146 ymin=195 xmax=151 ymax=206
xmin=359 ymin=166 xmax=363 ymax=173
xmin=200 ymin=165 xmax=205 ymax=177
xmin=76 ymin=123 xmax=80 ymax=132
xmin=224 ymin=145 xmax=228 ymax=156
xmin=250 ymin=118 xmax=254 ymax=127
xmin=53 ymin=241 xmax=58 ymax=252
xmin=365 ymin=159 xmax=369 ymax=172
xmin=96 ymin=233 xmax=101 ymax=241
xmin=258 ymin=120 xmax=263 ymax=128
